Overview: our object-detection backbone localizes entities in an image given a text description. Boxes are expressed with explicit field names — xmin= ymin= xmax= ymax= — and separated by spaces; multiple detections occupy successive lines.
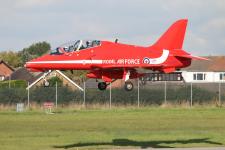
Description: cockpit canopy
xmin=50 ymin=40 xmax=101 ymax=55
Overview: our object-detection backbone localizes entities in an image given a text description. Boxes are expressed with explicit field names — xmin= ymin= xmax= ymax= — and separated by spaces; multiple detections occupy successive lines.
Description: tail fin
xmin=152 ymin=19 xmax=188 ymax=50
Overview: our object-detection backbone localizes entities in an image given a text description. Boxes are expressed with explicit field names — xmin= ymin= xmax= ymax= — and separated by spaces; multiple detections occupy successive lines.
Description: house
xmin=2 ymin=66 xmax=84 ymax=91
xmin=182 ymin=71 xmax=225 ymax=83
xmin=142 ymin=71 xmax=225 ymax=83
xmin=0 ymin=60 xmax=14 ymax=81
xmin=4 ymin=67 xmax=41 ymax=82
xmin=180 ymin=56 xmax=225 ymax=83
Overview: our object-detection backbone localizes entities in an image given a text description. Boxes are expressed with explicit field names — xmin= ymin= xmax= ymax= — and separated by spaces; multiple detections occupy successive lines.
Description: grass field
xmin=0 ymin=108 xmax=225 ymax=150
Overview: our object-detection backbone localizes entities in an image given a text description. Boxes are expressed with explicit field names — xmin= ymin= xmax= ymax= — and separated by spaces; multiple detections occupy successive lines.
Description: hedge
xmin=0 ymin=85 xmax=222 ymax=105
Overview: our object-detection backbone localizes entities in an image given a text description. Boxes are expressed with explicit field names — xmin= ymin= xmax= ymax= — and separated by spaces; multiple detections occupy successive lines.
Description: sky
xmin=0 ymin=0 xmax=225 ymax=55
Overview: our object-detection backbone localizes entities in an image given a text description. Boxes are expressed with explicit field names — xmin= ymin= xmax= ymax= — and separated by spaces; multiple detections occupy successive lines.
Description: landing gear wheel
xmin=98 ymin=82 xmax=107 ymax=90
xmin=124 ymin=81 xmax=133 ymax=91
xmin=44 ymin=81 xmax=49 ymax=87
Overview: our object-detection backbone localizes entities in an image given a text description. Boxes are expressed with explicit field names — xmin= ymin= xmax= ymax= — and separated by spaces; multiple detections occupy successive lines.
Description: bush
xmin=0 ymin=84 xmax=222 ymax=106
xmin=0 ymin=80 xmax=27 ymax=88
xmin=0 ymin=88 xmax=27 ymax=104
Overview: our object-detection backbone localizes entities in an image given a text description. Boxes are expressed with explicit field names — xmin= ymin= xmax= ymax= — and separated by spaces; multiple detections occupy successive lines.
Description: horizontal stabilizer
xmin=175 ymin=55 xmax=209 ymax=61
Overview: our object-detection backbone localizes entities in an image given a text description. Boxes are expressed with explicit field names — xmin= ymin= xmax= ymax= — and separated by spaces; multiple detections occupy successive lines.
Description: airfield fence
xmin=0 ymin=81 xmax=225 ymax=109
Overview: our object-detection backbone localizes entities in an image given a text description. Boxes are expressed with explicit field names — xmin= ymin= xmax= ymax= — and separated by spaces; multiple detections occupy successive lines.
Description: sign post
xmin=164 ymin=81 xmax=167 ymax=104
xmin=83 ymin=81 xmax=86 ymax=108
xmin=27 ymin=82 xmax=30 ymax=109
xmin=109 ymin=82 xmax=112 ymax=109
xmin=219 ymin=82 xmax=221 ymax=106
xmin=138 ymin=78 xmax=140 ymax=108
xmin=55 ymin=81 xmax=58 ymax=108
xmin=190 ymin=82 xmax=193 ymax=107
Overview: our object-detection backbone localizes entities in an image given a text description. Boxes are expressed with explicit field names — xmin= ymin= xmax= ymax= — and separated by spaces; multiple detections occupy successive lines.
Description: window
xmin=193 ymin=74 xmax=196 ymax=80
xmin=79 ymin=40 xmax=101 ymax=51
xmin=50 ymin=40 xmax=101 ymax=55
xmin=197 ymin=73 xmax=203 ymax=80
xmin=193 ymin=73 xmax=206 ymax=81
xmin=50 ymin=47 xmax=64 ymax=55
xmin=219 ymin=73 xmax=225 ymax=80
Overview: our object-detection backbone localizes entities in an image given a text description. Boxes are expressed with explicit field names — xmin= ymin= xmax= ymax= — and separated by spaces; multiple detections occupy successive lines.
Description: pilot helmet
xmin=86 ymin=41 xmax=92 ymax=47
xmin=64 ymin=46 xmax=69 ymax=51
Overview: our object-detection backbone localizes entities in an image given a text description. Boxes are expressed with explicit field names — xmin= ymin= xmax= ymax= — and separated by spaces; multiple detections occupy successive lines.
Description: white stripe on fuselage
xmin=149 ymin=50 xmax=169 ymax=65
xmin=27 ymin=60 xmax=103 ymax=64
xmin=27 ymin=50 xmax=170 ymax=65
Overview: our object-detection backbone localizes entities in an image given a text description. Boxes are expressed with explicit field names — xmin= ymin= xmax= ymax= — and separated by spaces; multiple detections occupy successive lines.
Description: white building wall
xmin=182 ymin=71 xmax=225 ymax=83
xmin=0 ymin=76 xmax=4 ymax=81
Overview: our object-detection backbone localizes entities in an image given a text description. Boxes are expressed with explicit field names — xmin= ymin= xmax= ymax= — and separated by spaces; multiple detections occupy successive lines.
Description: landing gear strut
xmin=98 ymin=82 xmax=107 ymax=90
xmin=124 ymin=81 xmax=133 ymax=91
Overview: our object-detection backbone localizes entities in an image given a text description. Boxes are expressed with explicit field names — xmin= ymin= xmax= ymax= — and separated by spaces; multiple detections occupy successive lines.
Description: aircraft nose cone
xmin=24 ymin=61 xmax=32 ymax=68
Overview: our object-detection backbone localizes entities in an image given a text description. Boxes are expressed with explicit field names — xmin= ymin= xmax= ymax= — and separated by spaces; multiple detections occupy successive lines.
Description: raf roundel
xmin=143 ymin=57 xmax=151 ymax=64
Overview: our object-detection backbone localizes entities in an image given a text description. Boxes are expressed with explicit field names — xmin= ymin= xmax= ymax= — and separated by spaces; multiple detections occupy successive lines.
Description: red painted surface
xmin=25 ymin=19 xmax=207 ymax=82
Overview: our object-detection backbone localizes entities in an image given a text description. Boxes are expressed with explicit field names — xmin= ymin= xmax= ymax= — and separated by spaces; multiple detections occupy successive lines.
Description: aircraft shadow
xmin=53 ymin=138 xmax=222 ymax=149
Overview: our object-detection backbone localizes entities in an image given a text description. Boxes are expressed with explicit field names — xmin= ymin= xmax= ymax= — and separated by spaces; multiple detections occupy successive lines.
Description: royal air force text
xmin=102 ymin=59 xmax=140 ymax=65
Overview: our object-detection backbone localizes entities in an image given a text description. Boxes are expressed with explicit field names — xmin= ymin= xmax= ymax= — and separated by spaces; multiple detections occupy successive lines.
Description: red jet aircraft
xmin=25 ymin=19 xmax=207 ymax=91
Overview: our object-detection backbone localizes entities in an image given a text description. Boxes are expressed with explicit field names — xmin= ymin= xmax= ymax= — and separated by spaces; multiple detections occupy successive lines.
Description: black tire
xmin=124 ymin=81 xmax=133 ymax=91
xmin=98 ymin=82 xmax=107 ymax=90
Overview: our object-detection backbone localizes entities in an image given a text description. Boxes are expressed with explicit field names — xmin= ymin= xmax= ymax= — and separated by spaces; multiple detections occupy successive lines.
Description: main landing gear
xmin=124 ymin=81 xmax=133 ymax=91
xmin=97 ymin=81 xmax=134 ymax=91
xmin=98 ymin=82 xmax=107 ymax=90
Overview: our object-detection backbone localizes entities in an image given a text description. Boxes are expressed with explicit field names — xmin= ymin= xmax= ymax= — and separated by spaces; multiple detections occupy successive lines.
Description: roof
xmin=4 ymin=67 xmax=43 ymax=82
xmin=5 ymin=67 xmax=33 ymax=81
xmin=0 ymin=60 xmax=14 ymax=72
xmin=183 ymin=56 xmax=225 ymax=72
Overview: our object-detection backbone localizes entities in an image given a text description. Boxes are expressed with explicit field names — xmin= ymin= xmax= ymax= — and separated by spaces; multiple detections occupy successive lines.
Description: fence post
xmin=164 ymin=81 xmax=167 ymax=104
xmin=55 ymin=81 xmax=58 ymax=108
xmin=219 ymin=82 xmax=221 ymax=106
xmin=190 ymin=82 xmax=193 ymax=107
xmin=109 ymin=82 xmax=112 ymax=109
xmin=138 ymin=78 xmax=140 ymax=108
xmin=9 ymin=75 xmax=11 ymax=88
xmin=83 ymin=81 xmax=86 ymax=108
xmin=27 ymin=82 xmax=30 ymax=109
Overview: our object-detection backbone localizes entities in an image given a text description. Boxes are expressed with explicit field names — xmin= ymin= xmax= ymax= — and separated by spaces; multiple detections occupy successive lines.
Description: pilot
xmin=86 ymin=41 xmax=92 ymax=48
xmin=58 ymin=47 xmax=64 ymax=53
xmin=63 ymin=46 xmax=69 ymax=52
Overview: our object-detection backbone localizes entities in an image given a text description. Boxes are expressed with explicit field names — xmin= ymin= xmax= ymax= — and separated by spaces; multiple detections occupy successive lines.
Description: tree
xmin=19 ymin=41 xmax=51 ymax=65
xmin=0 ymin=51 xmax=22 ymax=68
